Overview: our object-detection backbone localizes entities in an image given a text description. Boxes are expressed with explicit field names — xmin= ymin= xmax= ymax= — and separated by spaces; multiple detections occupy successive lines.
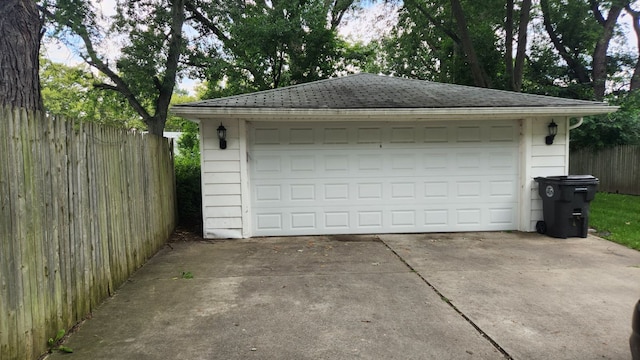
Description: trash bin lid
xmin=534 ymin=175 xmax=599 ymax=185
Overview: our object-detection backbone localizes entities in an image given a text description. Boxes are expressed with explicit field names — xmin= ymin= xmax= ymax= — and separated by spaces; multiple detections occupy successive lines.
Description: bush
xmin=175 ymin=155 xmax=201 ymax=227
xmin=570 ymin=91 xmax=640 ymax=151
xmin=174 ymin=122 xmax=202 ymax=228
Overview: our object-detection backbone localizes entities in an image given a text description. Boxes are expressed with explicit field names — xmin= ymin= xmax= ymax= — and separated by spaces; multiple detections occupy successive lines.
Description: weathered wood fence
xmin=0 ymin=107 xmax=177 ymax=359
xmin=570 ymin=145 xmax=640 ymax=195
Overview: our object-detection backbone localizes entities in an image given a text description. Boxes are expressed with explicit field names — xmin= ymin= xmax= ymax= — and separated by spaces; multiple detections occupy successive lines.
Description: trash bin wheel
xmin=536 ymin=221 xmax=547 ymax=234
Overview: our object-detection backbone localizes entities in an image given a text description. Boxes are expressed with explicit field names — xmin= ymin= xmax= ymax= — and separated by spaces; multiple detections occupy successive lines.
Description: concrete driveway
xmin=46 ymin=232 xmax=640 ymax=360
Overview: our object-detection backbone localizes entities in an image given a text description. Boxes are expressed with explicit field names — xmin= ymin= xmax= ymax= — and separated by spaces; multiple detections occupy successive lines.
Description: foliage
xmin=48 ymin=329 xmax=73 ymax=353
xmin=376 ymin=0 xmax=637 ymax=100
xmin=377 ymin=0 xmax=513 ymax=87
xmin=174 ymin=121 xmax=202 ymax=227
xmin=589 ymin=192 xmax=640 ymax=251
xmin=40 ymin=58 xmax=145 ymax=129
xmin=186 ymin=0 xmax=357 ymax=97
xmin=39 ymin=0 xmax=185 ymax=135
xmin=537 ymin=0 xmax=627 ymax=100
xmin=41 ymin=58 xmax=198 ymax=132
xmin=570 ymin=91 xmax=640 ymax=150
xmin=165 ymin=92 xmax=199 ymax=131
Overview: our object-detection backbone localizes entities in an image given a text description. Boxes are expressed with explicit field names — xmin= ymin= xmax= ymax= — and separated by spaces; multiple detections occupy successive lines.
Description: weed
xmin=181 ymin=271 xmax=194 ymax=279
xmin=48 ymin=329 xmax=73 ymax=353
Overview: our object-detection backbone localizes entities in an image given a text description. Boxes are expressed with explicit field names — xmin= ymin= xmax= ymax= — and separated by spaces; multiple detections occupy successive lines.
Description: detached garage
xmin=172 ymin=73 xmax=616 ymax=239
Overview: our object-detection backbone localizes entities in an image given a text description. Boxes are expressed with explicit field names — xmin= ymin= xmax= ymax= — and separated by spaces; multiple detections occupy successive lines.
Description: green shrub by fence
xmin=0 ymin=107 xmax=177 ymax=359
xmin=570 ymin=145 xmax=640 ymax=195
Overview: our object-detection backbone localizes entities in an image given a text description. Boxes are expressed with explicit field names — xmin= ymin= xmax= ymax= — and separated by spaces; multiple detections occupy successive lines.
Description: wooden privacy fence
xmin=570 ymin=145 xmax=640 ymax=195
xmin=0 ymin=107 xmax=177 ymax=359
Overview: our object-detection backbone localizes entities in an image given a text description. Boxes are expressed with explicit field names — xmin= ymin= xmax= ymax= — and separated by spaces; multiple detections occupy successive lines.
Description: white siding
xmin=526 ymin=117 xmax=570 ymax=230
xmin=200 ymin=120 xmax=244 ymax=238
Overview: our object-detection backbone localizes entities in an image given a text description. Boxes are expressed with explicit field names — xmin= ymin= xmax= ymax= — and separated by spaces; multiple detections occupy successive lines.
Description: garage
xmin=249 ymin=121 xmax=519 ymax=236
xmin=171 ymin=73 xmax=615 ymax=239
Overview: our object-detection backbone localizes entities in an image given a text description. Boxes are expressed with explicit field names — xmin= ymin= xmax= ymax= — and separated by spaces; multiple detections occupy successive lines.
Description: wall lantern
xmin=217 ymin=123 xmax=227 ymax=149
xmin=545 ymin=120 xmax=558 ymax=145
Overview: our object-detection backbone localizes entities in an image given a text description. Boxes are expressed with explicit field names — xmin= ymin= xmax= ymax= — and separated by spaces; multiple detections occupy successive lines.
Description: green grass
xmin=589 ymin=192 xmax=640 ymax=250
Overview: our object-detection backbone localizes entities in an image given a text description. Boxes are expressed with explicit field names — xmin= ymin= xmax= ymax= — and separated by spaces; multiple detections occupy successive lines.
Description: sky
xmin=43 ymin=1 xmax=639 ymax=96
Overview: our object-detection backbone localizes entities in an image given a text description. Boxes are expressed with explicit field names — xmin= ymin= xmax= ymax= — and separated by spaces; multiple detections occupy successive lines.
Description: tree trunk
xmin=147 ymin=116 xmax=167 ymax=137
xmin=513 ymin=0 xmax=532 ymax=92
xmin=450 ymin=0 xmax=491 ymax=88
xmin=591 ymin=2 xmax=624 ymax=101
xmin=505 ymin=0 xmax=514 ymax=90
xmin=625 ymin=4 xmax=640 ymax=92
xmin=0 ymin=0 xmax=43 ymax=110
xmin=540 ymin=0 xmax=591 ymax=86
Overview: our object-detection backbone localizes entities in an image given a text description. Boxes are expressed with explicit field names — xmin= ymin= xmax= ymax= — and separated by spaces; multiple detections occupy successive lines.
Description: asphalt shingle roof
xmin=176 ymin=73 xmax=607 ymax=110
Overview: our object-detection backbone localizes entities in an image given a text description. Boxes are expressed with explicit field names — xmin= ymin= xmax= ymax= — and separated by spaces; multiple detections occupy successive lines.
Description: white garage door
xmin=249 ymin=121 xmax=519 ymax=236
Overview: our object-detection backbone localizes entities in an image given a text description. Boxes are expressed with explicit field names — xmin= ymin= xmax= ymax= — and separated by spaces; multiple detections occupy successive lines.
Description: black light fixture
xmin=217 ymin=123 xmax=227 ymax=149
xmin=545 ymin=120 xmax=558 ymax=145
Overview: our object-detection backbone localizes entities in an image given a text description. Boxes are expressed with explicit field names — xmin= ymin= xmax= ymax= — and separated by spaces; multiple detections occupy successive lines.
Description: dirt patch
xmin=326 ymin=234 xmax=382 ymax=242
xmin=169 ymin=225 xmax=204 ymax=242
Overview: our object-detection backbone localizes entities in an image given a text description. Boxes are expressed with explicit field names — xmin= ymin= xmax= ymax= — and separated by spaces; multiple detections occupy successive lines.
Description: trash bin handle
xmin=575 ymin=187 xmax=588 ymax=192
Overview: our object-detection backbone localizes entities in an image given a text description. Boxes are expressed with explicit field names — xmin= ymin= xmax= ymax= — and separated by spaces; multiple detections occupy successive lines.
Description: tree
xmin=381 ymin=0 xmax=507 ymax=87
xmin=377 ymin=0 xmax=637 ymax=100
xmin=570 ymin=91 xmax=640 ymax=150
xmin=625 ymin=3 xmax=640 ymax=91
xmin=539 ymin=0 xmax=629 ymax=100
xmin=40 ymin=0 xmax=185 ymax=135
xmin=173 ymin=120 xmax=202 ymax=227
xmin=504 ymin=0 xmax=531 ymax=92
xmin=184 ymin=0 xmax=356 ymax=97
xmin=40 ymin=59 xmax=144 ymax=128
xmin=449 ymin=0 xmax=491 ymax=87
xmin=1 ymin=0 xmax=43 ymax=110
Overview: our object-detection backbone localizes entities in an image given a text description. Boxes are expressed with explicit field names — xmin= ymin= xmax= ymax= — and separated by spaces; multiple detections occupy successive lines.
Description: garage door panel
xmin=250 ymin=121 xmax=519 ymax=236
xmin=254 ymin=177 xmax=517 ymax=207
xmin=455 ymin=126 xmax=482 ymax=142
xmin=390 ymin=127 xmax=417 ymax=143
xmin=253 ymin=205 xmax=519 ymax=235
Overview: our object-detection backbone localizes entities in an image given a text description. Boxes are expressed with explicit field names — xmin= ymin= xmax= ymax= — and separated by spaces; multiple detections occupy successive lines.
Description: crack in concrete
xmin=377 ymin=235 xmax=513 ymax=360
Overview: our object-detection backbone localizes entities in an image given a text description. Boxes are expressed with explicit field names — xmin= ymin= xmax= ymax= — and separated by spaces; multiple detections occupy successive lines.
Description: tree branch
xmin=184 ymin=0 xmax=232 ymax=46
xmin=513 ymin=0 xmax=532 ymax=92
xmin=539 ymin=0 xmax=591 ymax=85
xmin=151 ymin=0 xmax=185 ymax=135
xmin=39 ymin=4 xmax=152 ymax=121
xmin=404 ymin=0 xmax=461 ymax=45
xmin=449 ymin=0 xmax=491 ymax=87
xmin=505 ymin=0 xmax=514 ymax=89
xmin=590 ymin=0 xmax=606 ymax=25
xmin=625 ymin=3 xmax=640 ymax=91
xmin=92 ymin=83 xmax=119 ymax=91
xmin=591 ymin=1 xmax=624 ymax=100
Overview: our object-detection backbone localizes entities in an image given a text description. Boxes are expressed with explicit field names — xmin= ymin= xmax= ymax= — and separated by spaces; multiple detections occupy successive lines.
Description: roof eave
xmin=171 ymin=106 xmax=618 ymax=122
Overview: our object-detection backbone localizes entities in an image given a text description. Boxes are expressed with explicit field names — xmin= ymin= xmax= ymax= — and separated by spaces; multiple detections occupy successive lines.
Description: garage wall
xmin=197 ymin=116 xmax=571 ymax=238
xmin=527 ymin=117 xmax=569 ymax=230
xmin=200 ymin=119 xmax=246 ymax=238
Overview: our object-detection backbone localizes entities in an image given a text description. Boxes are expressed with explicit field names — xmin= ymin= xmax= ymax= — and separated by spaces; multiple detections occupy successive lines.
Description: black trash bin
xmin=534 ymin=175 xmax=599 ymax=238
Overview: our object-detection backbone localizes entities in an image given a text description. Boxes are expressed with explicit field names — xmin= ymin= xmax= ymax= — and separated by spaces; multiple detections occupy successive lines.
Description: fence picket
xmin=0 ymin=107 xmax=176 ymax=359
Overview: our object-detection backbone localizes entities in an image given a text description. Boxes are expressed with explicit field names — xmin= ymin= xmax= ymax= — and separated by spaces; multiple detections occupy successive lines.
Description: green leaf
xmin=54 ymin=329 xmax=66 ymax=342
xmin=58 ymin=345 xmax=74 ymax=353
